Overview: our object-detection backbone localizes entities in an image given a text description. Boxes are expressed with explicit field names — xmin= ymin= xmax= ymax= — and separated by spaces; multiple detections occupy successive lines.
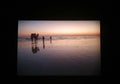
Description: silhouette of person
xmin=42 ymin=36 xmax=45 ymax=40
xmin=31 ymin=33 xmax=34 ymax=43
xmin=50 ymin=36 xmax=52 ymax=44
xmin=35 ymin=33 xmax=39 ymax=43
xmin=42 ymin=36 xmax=45 ymax=49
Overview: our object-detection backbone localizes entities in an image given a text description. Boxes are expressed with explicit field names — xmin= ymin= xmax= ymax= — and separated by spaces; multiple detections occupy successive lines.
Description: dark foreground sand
xmin=17 ymin=36 xmax=100 ymax=76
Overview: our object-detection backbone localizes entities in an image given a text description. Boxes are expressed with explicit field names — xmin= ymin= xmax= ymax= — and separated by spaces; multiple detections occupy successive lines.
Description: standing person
xmin=50 ymin=36 xmax=52 ymax=40
xmin=31 ymin=33 xmax=34 ymax=43
xmin=42 ymin=36 xmax=45 ymax=40
xmin=36 ymin=33 xmax=39 ymax=40
xmin=42 ymin=36 xmax=45 ymax=49
xmin=35 ymin=33 xmax=39 ymax=43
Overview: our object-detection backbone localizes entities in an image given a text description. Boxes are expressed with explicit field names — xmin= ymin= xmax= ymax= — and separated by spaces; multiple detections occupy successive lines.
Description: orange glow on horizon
xmin=18 ymin=21 xmax=100 ymax=37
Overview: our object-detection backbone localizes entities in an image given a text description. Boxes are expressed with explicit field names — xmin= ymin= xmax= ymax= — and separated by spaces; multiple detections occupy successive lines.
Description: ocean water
xmin=17 ymin=35 xmax=100 ymax=76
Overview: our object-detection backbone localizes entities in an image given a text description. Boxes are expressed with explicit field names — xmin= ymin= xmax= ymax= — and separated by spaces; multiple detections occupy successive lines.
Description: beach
xmin=17 ymin=35 xmax=100 ymax=76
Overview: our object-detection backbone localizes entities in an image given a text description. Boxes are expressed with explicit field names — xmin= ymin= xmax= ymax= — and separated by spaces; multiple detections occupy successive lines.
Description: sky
xmin=18 ymin=21 xmax=100 ymax=37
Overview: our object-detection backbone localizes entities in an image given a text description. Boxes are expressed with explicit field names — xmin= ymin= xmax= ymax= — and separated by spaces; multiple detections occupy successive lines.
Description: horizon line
xmin=18 ymin=34 xmax=100 ymax=37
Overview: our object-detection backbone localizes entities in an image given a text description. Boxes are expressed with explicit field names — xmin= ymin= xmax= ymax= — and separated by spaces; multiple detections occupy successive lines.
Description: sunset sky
xmin=18 ymin=21 xmax=100 ymax=37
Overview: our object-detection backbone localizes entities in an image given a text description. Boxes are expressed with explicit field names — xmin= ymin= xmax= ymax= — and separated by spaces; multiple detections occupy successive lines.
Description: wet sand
xmin=17 ymin=36 xmax=100 ymax=76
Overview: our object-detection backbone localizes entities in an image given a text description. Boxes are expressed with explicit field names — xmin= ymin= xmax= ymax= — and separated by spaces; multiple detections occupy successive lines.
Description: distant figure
xmin=50 ymin=36 xmax=52 ymax=44
xmin=42 ymin=36 xmax=45 ymax=40
xmin=50 ymin=36 xmax=52 ymax=40
xmin=42 ymin=36 xmax=45 ymax=49
xmin=35 ymin=33 xmax=39 ymax=43
xmin=31 ymin=33 xmax=35 ymax=42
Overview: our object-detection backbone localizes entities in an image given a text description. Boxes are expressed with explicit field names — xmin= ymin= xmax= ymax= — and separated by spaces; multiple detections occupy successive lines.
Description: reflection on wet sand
xmin=18 ymin=36 xmax=100 ymax=76
xmin=31 ymin=41 xmax=39 ymax=54
xmin=31 ymin=36 xmax=53 ymax=53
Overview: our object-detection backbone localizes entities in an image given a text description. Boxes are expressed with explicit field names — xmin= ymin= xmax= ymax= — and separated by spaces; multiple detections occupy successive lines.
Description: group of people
xmin=31 ymin=33 xmax=52 ymax=54
xmin=31 ymin=33 xmax=52 ymax=43
xmin=31 ymin=33 xmax=39 ymax=42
